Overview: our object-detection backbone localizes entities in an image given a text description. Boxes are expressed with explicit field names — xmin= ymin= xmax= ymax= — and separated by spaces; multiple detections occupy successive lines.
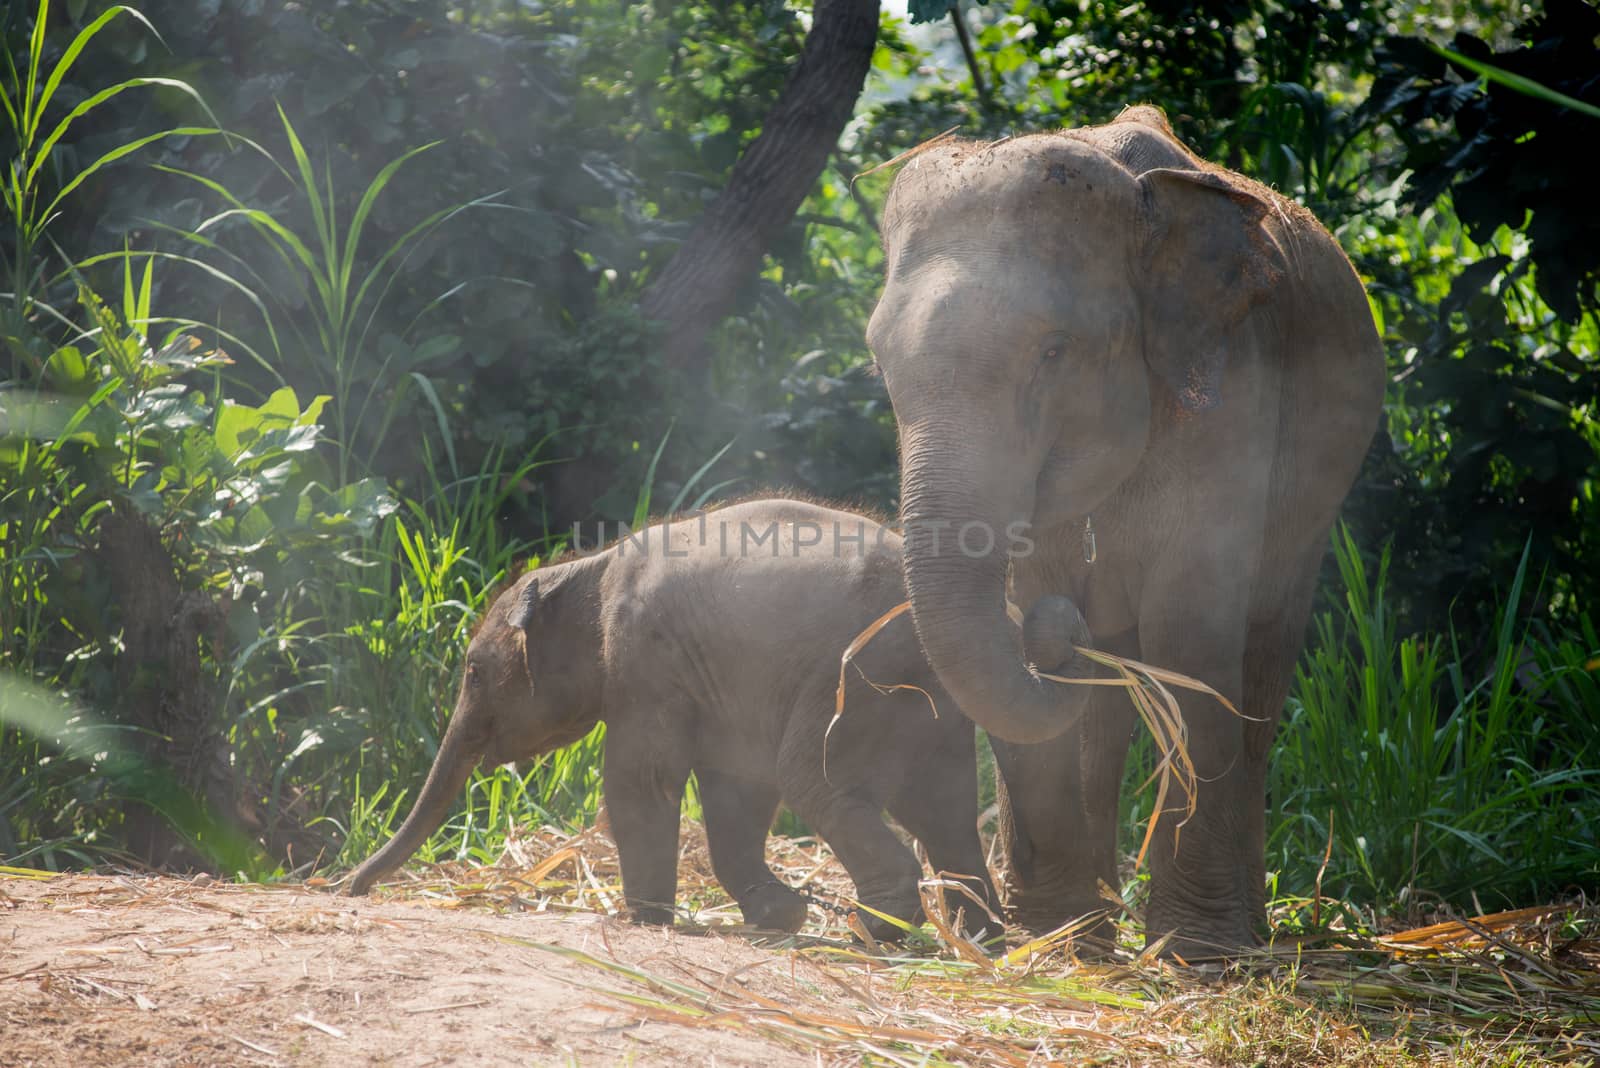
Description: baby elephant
xmin=346 ymin=499 xmax=1086 ymax=940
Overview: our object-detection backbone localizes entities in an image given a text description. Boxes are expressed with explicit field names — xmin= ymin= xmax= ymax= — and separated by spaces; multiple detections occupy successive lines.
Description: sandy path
xmin=1 ymin=873 xmax=841 ymax=1067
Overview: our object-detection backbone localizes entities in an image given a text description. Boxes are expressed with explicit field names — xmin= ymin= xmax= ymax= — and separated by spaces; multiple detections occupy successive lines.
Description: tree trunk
xmin=98 ymin=506 xmax=251 ymax=870
xmin=639 ymin=0 xmax=881 ymax=374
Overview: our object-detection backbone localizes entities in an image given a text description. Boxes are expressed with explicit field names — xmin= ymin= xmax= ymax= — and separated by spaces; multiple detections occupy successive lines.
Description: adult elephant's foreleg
xmin=884 ymin=728 xmax=1002 ymax=940
xmin=990 ymin=626 xmax=1138 ymax=943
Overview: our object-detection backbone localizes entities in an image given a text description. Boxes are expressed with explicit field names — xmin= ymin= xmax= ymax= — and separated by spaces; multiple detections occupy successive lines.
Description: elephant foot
xmin=1001 ymin=874 xmax=1126 ymax=954
xmin=1007 ymin=900 xmax=1121 ymax=957
xmin=1145 ymin=904 xmax=1258 ymax=962
xmin=627 ymin=902 xmax=677 ymax=926
xmin=738 ymin=884 xmax=809 ymax=933
xmin=854 ymin=896 xmax=922 ymax=945
xmin=1146 ymin=929 xmax=1256 ymax=963
xmin=944 ymin=884 xmax=1004 ymax=945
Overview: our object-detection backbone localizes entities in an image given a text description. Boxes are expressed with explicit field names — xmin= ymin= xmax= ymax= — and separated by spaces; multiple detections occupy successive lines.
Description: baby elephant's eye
xmin=1040 ymin=333 xmax=1069 ymax=363
xmin=465 ymin=663 xmax=481 ymax=688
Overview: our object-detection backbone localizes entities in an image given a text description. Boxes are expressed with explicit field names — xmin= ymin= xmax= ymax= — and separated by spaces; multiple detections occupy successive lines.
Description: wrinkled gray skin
xmin=347 ymin=500 xmax=1066 ymax=940
xmin=867 ymin=107 xmax=1385 ymax=958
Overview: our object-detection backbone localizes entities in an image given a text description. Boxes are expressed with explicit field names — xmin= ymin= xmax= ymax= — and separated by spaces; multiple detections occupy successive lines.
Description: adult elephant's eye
xmin=1040 ymin=332 xmax=1070 ymax=363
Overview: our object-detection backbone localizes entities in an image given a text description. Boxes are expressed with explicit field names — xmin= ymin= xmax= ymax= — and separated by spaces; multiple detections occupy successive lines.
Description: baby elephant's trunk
xmin=347 ymin=712 xmax=484 ymax=895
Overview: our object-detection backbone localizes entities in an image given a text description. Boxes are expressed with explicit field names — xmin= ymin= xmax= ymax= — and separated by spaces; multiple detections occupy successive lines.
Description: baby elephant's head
xmin=462 ymin=569 xmax=597 ymax=768
xmin=346 ymin=564 xmax=597 ymax=896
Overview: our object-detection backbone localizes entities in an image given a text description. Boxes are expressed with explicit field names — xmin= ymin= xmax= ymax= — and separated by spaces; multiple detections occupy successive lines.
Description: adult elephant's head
xmin=868 ymin=121 xmax=1283 ymax=744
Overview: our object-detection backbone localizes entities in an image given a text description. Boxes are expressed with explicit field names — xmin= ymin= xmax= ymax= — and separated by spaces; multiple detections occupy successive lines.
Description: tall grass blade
xmin=31 ymin=79 xmax=216 ymax=189
xmin=667 ymin=436 xmax=736 ymax=515
xmin=41 ymin=125 xmax=218 ymax=221
xmin=30 ymin=5 xmax=171 ymax=142
xmin=1429 ymin=42 xmax=1600 ymax=119
xmin=631 ymin=426 xmax=673 ymax=528
xmin=407 ymin=371 xmax=459 ymax=480
xmin=339 ymin=141 xmax=440 ymax=304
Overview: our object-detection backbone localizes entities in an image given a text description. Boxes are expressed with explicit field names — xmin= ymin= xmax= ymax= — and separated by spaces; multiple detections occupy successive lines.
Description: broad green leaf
xmin=43 ymin=346 xmax=94 ymax=393
xmin=231 ymin=504 xmax=277 ymax=552
xmin=259 ymin=386 xmax=303 ymax=424
xmin=313 ymin=477 xmax=397 ymax=536
xmin=296 ymin=395 xmax=332 ymax=428
xmin=125 ymin=472 xmax=165 ymax=515
xmin=214 ymin=397 xmax=273 ymax=458
xmin=150 ymin=333 xmax=232 ymax=374
xmin=273 ymin=422 xmax=323 ymax=454
xmin=128 ymin=386 xmax=207 ymax=432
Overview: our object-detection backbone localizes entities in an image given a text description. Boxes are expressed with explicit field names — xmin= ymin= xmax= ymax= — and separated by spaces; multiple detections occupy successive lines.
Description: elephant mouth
xmin=485 ymin=720 xmax=595 ymax=770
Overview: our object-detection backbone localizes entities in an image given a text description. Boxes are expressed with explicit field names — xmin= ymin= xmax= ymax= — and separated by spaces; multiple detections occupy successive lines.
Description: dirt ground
xmin=5 ymin=849 xmax=1594 ymax=1067
xmin=1 ymin=871 xmax=862 ymax=1067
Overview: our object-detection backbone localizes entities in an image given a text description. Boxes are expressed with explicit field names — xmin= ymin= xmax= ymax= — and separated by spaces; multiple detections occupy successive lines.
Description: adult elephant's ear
xmin=1136 ymin=167 xmax=1287 ymax=413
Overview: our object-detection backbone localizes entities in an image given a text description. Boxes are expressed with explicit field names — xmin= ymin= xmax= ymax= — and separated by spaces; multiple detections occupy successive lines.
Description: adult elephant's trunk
xmin=347 ymin=708 xmax=485 ymax=896
xmin=900 ymin=454 xmax=1094 ymax=745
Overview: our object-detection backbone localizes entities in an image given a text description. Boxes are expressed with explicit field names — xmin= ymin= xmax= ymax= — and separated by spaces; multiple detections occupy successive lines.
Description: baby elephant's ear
xmin=1136 ymin=167 xmax=1286 ymax=413
xmin=507 ymin=574 xmax=541 ymax=631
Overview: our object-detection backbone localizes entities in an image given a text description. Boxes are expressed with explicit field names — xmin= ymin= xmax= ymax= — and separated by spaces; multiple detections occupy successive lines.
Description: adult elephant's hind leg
xmin=1242 ymin=539 xmax=1330 ymax=929
xmin=698 ymin=768 xmax=808 ymax=932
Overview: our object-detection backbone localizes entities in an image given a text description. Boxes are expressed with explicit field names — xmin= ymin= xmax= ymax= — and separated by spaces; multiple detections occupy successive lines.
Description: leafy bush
xmin=0 ymin=266 xmax=394 ymax=867
xmin=1347 ymin=0 xmax=1600 ymax=628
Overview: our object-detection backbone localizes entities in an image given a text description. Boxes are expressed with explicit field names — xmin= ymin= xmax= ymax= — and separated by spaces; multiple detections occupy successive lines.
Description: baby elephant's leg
xmin=785 ymin=782 xmax=924 ymax=943
xmin=604 ymin=723 xmax=688 ymax=926
xmin=698 ymin=768 xmax=807 ymax=932
xmin=886 ymin=736 xmax=1003 ymax=942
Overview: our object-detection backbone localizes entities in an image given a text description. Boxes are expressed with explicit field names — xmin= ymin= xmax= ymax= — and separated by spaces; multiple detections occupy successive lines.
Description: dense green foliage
xmin=2 ymin=0 xmax=1596 ymax=918
xmin=1353 ymin=0 xmax=1600 ymax=625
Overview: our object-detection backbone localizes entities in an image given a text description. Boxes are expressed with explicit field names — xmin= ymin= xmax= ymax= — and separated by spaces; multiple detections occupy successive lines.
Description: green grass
xmin=1267 ymin=526 xmax=1600 ymax=913
xmin=148 ymin=107 xmax=497 ymax=480
xmin=1 ymin=0 xmax=218 ymax=378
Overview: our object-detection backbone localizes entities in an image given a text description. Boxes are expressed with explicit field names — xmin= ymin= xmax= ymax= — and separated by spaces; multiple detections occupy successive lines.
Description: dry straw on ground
xmin=321 ymin=822 xmax=1598 ymax=1066
xmin=6 ymin=826 xmax=1596 ymax=1065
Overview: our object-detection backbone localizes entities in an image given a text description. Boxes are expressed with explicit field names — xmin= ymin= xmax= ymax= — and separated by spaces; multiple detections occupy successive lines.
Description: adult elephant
xmin=867 ymin=107 xmax=1384 ymax=957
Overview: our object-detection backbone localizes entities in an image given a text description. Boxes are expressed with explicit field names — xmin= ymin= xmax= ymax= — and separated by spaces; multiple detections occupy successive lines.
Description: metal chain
xmin=740 ymin=878 xmax=855 ymax=918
